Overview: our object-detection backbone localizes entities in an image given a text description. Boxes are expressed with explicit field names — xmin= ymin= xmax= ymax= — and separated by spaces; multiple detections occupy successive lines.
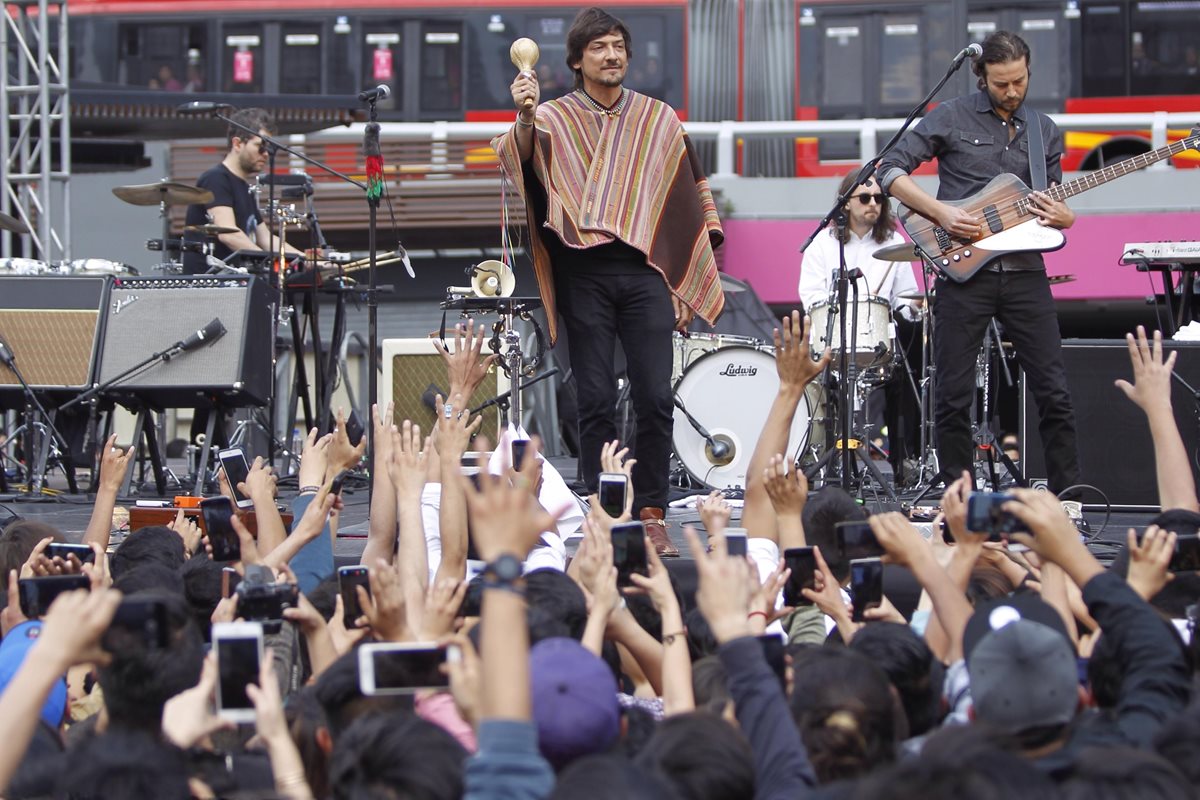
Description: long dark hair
xmin=566 ymin=7 xmax=633 ymax=90
xmin=835 ymin=170 xmax=895 ymax=245
xmin=973 ymin=30 xmax=1031 ymax=90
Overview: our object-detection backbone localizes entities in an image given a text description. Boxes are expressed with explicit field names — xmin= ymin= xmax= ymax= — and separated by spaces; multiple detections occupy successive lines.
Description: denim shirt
xmin=877 ymin=90 xmax=1064 ymax=272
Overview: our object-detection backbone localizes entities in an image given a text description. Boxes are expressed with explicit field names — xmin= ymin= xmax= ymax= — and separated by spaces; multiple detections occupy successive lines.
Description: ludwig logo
xmin=112 ymin=294 xmax=138 ymax=315
xmin=719 ymin=363 xmax=758 ymax=377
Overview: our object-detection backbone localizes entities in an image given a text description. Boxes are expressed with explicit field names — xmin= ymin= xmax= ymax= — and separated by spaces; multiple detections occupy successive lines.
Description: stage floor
xmin=0 ymin=454 xmax=1153 ymax=565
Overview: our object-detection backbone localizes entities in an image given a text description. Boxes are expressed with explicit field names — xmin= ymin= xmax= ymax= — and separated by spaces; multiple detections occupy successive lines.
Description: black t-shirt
xmin=182 ymin=163 xmax=262 ymax=274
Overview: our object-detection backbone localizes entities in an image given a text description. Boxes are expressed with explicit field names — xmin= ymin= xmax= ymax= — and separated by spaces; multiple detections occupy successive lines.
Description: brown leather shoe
xmin=640 ymin=507 xmax=679 ymax=558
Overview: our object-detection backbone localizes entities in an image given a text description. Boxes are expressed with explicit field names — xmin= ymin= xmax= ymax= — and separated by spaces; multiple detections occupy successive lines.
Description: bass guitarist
xmin=877 ymin=30 xmax=1081 ymax=496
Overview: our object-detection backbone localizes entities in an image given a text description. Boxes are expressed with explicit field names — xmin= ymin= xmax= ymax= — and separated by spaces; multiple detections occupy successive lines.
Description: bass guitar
xmin=897 ymin=126 xmax=1200 ymax=282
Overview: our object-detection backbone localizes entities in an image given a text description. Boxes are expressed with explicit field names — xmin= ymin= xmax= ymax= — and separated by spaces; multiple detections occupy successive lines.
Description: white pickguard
xmin=972 ymin=219 xmax=1066 ymax=254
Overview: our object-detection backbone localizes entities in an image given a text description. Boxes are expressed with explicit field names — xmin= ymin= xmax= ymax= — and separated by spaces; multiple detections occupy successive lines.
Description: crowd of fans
xmin=1 ymin=316 xmax=1199 ymax=799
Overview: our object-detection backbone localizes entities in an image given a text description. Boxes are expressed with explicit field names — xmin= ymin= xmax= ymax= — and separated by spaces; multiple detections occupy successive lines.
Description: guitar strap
xmin=1026 ymin=109 xmax=1047 ymax=191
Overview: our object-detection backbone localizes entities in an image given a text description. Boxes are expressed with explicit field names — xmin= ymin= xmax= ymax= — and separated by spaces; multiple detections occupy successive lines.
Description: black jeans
xmin=932 ymin=270 xmax=1080 ymax=494
xmin=554 ymin=268 xmax=675 ymax=512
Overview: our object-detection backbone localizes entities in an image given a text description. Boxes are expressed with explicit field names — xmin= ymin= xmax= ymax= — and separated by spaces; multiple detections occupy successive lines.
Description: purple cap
xmin=530 ymin=637 xmax=620 ymax=769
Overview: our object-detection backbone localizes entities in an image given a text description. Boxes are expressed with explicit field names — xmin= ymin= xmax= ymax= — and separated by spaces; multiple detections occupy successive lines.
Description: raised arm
xmin=361 ymin=404 xmax=399 ymax=567
xmin=434 ymin=393 xmax=482 ymax=585
xmin=1114 ymin=326 xmax=1199 ymax=512
xmin=82 ymin=435 xmax=134 ymax=550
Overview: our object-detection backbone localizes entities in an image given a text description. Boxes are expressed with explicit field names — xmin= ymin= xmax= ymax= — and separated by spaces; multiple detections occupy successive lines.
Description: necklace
xmin=578 ymin=87 xmax=627 ymax=117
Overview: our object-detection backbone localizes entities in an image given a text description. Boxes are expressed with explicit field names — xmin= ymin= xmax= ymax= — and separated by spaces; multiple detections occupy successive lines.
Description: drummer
xmin=798 ymin=171 xmax=922 ymax=318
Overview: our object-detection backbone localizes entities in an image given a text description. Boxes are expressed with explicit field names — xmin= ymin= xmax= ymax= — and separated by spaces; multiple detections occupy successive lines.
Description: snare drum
xmin=808 ymin=295 xmax=894 ymax=368
xmin=671 ymin=331 xmax=765 ymax=383
xmin=672 ymin=345 xmax=823 ymax=489
xmin=68 ymin=259 xmax=138 ymax=276
xmin=0 ymin=258 xmax=50 ymax=275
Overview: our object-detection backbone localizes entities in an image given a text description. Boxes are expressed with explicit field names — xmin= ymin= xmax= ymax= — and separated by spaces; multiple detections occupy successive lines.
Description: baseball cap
xmin=964 ymin=594 xmax=1078 ymax=734
xmin=530 ymin=637 xmax=620 ymax=769
xmin=0 ymin=621 xmax=67 ymax=728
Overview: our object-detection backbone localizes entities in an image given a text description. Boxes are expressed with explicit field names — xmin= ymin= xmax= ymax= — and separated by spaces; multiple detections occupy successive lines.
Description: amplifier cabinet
xmin=381 ymin=338 xmax=509 ymax=445
xmin=0 ymin=276 xmax=109 ymax=400
xmin=98 ymin=275 xmax=275 ymax=408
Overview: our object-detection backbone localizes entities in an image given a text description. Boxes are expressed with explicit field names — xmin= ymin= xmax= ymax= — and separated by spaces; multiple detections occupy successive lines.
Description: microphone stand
xmin=0 ymin=350 xmax=77 ymax=497
xmin=364 ymin=98 xmax=382 ymax=505
xmin=798 ymin=44 xmax=973 ymax=496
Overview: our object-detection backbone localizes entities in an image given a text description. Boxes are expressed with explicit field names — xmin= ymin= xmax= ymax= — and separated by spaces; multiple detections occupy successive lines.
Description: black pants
xmin=554 ymin=268 xmax=675 ymax=512
xmin=932 ymin=270 xmax=1080 ymax=494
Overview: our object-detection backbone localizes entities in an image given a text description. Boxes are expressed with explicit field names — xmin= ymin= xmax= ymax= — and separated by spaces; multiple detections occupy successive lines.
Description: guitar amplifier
xmin=0 ymin=276 xmax=109 ymax=401
xmin=381 ymin=338 xmax=509 ymax=445
xmin=97 ymin=275 xmax=275 ymax=408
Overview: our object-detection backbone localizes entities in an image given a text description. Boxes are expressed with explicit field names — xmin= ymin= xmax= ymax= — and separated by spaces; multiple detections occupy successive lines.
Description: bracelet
xmin=662 ymin=629 xmax=686 ymax=645
xmin=298 ymin=485 xmax=321 ymax=495
xmin=747 ymin=610 xmax=768 ymax=621
xmin=515 ymin=113 xmax=534 ymax=128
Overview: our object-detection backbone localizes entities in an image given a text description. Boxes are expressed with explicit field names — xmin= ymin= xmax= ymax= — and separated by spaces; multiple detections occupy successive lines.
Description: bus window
xmin=820 ymin=18 xmax=865 ymax=109
xmin=361 ymin=22 xmax=402 ymax=110
xmin=419 ymin=22 xmax=463 ymax=114
xmin=282 ymin=23 xmax=322 ymax=94
xmin=1080 ymin=3 xmax=1126 ymax=96
xmin=1016 ymin=12 xmax=1064 ymax=104
xmin=880 ymin=15 xmax=923 ymax=109
xmin=327 ymin=17 xmax=356 ymax=97
xmin=222 ymin=23 xmax=264 ymax=93
xmin=625 ymin=14 xmax=669 ymax=101
xmin=1130 ymin=1 xmax=1200 ymax=95
xmin=119 ymin=23 xmax=193 ymax=91
xmin=526 ymin=14 xmax=573 ymax=102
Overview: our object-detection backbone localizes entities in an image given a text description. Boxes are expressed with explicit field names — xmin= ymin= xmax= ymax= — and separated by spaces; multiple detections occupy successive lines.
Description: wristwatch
xmin=481 ymin=553 xmax=524 ymax=592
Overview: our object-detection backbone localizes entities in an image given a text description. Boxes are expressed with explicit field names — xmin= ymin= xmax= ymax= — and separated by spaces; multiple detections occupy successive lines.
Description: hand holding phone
xmin=782 ymin=546 xmax=817 ymax=606
xmin=45 ymin=542 xmax=96 ymax=566
xmin=837 ymin=520 xmax=885 ymax=560
xmin=849 ymin=558 xmax=883 ymax=623
xmin=611 ymin=521 xmax=649 ymax=587
xmin=724 ymin=527 xmax=749 ymax=558
xmin=213 ymin=621 xmax=264 ymax=722
xmin=18 ymin=575 xmax=90 ymax=618
xmin=597 ymin=472 xmax=629 ymax=518
xmin=201 ymin=496 xmax=241 ymax=562
xmin=966 ymin=492 xmax=1027 ymax=538
xmin=217 ymin=448 xmax=254 ymax=509
xmin=358 ymin=642 xmax=455 ymax=695
xmin=339 ymin=566 xmax=371 ymax=628
xmin=511 ymin=438 xmax=531 ymax=470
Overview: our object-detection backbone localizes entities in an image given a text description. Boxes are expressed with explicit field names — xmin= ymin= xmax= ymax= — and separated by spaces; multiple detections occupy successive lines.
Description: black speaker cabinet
xmin=1020 ymin=339 xmax=1200 ymax=509
xmin=0 ymin=276 xmax=109 ymax=401
xmin=98 ymin=276 xmax=275 ymax=408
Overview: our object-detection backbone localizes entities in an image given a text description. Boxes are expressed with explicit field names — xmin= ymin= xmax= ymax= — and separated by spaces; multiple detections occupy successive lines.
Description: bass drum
xmin=672 ymin=345 xmax=822 ymax=489
xmin=671 ymin=331 xmax=765 ymax=384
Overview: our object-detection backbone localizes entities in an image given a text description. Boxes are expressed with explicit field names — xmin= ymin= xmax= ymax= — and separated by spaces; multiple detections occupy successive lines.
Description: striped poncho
xmin=491 ymin=90 xmax=725 ymax=343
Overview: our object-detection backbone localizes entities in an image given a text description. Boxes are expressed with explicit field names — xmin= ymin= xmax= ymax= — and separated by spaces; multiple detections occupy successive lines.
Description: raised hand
xmin=241 ymin=456 xmax=278 ymax=506
xmin=941 ymin=471 xmax=979 ymax=541
xmin=386 ymin=421 xmax=428 ymax=501
xmin=435 ymin=393 xmax=482 ymax=461
xmin=868 ymin=512 xmax=931 ymax=569
xmin=685 ymin=525 xmax=757 ymax=644
xmin=360 ymin=560 xmax=410 ymax=642
xmin=435 ymin=320 xmax=498 ymax=400
xmin=1126 ymin=525 xmax=1175 ymax=601
xmin=96 ymin=434 xmax=135 ymax=493
xmin=775 ymin=310 xmax=831 ymax=391
xmin=1115 ymin=325 xmax=1176 ymax=415
xmin=168 ymin=509 xmax=202 ymax=558
xmin=762 ymin=454 xmax=807 ymax=517
xmin=510 ymin=69 xmax=540 ymax=119
xmin=420 ymin=577 xmax=468 ymax=641
xmin=697 ymin=491 xmax=732 ymax=536
xmin=329 ymin=407 xmax=367 ymax=473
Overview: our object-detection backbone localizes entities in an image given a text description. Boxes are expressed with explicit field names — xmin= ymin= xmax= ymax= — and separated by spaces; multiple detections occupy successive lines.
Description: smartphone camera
xmin=611 ymin=521 xmax=649 ymax=587
xmin=45 ymin=543 xmax=96 ymax=565
xmin=965 ymin=492 xmax=1027 ymax=537
xmin=217 ymin=447 xmax=254 ymax=509
xmin=782 ymin=546 xmax=817 ymax=607
xmin=597 ymin=472 xmax=628 ymax=518
xmin=724 ymin=527 xmax=749 ymax=558
xmin=214 ymin=621 xmax=263 ymax=722
xmin=339 ymin=565 xmax=372 ymax=628
xmin=358 ymin=642 xmax=455 ymax=695
xmin=201 ymin=496 xmax=241 ymax=562
xmin=235 ymin=565 xmax=299 ymax=634
xmin=18 ymin=575 xmax=90 ymax=618
xmin=837 ymin=520 xmax=884 ymax=560
xmin=511 ymin=439 xmax=531 ymax=470
xmin=849 ymin=557 xmax=883 ymax=623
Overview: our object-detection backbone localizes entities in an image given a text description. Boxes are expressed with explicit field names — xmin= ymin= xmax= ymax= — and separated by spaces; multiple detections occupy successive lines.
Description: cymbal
xmin=112 ymin=181 xmax=213 ymax=207
xmin=1048 ymin=274 xmax=1076 ymax=285
xmin=873 ymin=242 xmax=924 ymax=262
xmin=0 ymin=210 xmax=28 ymax=234
xmin=184 ymin=224 xmax=239 ymax=236
xmin=898 ymin=290 xmax=931 ymax=300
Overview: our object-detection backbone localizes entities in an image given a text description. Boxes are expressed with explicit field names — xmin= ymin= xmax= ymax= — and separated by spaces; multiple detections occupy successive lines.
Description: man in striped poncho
xmin=492 ymin=7 xmax=725 ymax=557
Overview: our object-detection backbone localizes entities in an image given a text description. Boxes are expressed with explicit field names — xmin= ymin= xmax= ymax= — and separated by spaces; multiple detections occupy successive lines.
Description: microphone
xmin=952 ymin=42 xmax=983 ymax=68
xmin=672 ymin=395 xmax=731 ymax=462
xmin=0 ymin=332 xmax=15 ymax=369
xmin=174 ymin=318 xmax=226 ymax=353
xmin=176 ymin=101 xmax=234 ymax=115
xmin=357 ymin=84 xmax=392 ymax=103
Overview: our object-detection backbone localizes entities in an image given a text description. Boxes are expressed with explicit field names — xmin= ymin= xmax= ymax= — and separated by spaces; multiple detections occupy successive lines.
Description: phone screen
xmin=45 ymin=543 xmax=96 ymax=565
xmin=201 ymin=497 xmax=241 ymax=562
xmin=511 ymin=439 xmax=530 ymax=470
xmin=18 ymin=575 xmax=90 ymax=618
xmin=363 ymin=645 xmax=450 ymax=694
xmin=757 ymin=634 xmax=787 ymax=690
xmin=598 ymin=474 xmax=628 ymax=517
xmin=339 ymin=566 xmax=371 ymax=627
xmin=1173 ymin=534 xmax=1200 ymax=572
xmin=611 ymin=522 xmax=649 ymax=587
xmin=217 ymin=636 xmax=261 ymax=711
xmin=965 ymin=492 xmax=1024 ymax=538
xmin=344 ymin=410 xmax=365 ymax=448
xmin=850 ymin=558 xmax=883 ymax=622
xmin=725 ymin=533 xmax=749 ymax=557
xmin=782 ymin=546 xmax=817 ymax=606
xmin=837 ymin=521 xmax=885 ymax=560
xmin=218 ymin=448 xmax=252 ymax=508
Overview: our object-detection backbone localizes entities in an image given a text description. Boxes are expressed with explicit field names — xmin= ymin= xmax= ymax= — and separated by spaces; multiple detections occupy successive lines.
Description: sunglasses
xmin=852 ymin=193 xmax=886 ymax=206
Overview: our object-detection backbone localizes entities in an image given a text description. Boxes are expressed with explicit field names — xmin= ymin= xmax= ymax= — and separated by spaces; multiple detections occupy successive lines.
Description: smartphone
xmin=344 ymin=409 xmax=365 ymax=448
xmin=18 ymin=575 xmax=90 ymax=618
xmin=597 ymin=472 xmax=628 ymax=517
xmin=611 ymin=522 xmax=649 ymax=588
xmin=45 ymin=542 xmax=96 ymax=565
xmin=724 ymin=527 xmax=749 ymax=558
xmin=457 ymin=578 xmax=484 ymax=618
xmin=103 ymin=596 xmax=170 ymax=651
xmin=757 ymin=634 xmax=787 ymax=691
xmin=837 ymin=520 xmax=885 ymax=560
xmin=237 ymin=582 xmax=299 ymax=630
xmin=511 ymin=438 xmax=531 ymax=470
xmin=217 ymin=448 xmax=254 ymax=509
xmin=213 ymin=621 xmax=264 ymax=723
xmin=782 ymin=546 xmax=817 ymax=607
xmin=1174 ymin=534 xmax=1200 ymax=572
xmin=358 ymin=642 xmax=456 ymax=695
xmin=849 ymin=557 xmax=884 ymax=623
xmin=339 ymin=565 xmax=371 ymax=628
xmin=201 ymin=496 xmax=241 ymax=562
xmin=221 ymin=566 xmax=242 ymax=599
xmin=965 ymin=492 xmax=1027 ymax=538
xmin=330 ymin=470 xmax=351 ymax=496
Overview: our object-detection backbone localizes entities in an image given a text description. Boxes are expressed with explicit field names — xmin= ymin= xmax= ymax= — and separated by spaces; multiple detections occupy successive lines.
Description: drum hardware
xmin=114 ymin=178 xmax=214 ymax=273
xmin=0 ymin=210 xmax=30 ymax=235
xmin=0 ymin=332 xmax=79 ymax=495
xmin=184 ymin=224 xmax=240 ymax=236
xmin=872 ymin=242 xmax=925 ymax=263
